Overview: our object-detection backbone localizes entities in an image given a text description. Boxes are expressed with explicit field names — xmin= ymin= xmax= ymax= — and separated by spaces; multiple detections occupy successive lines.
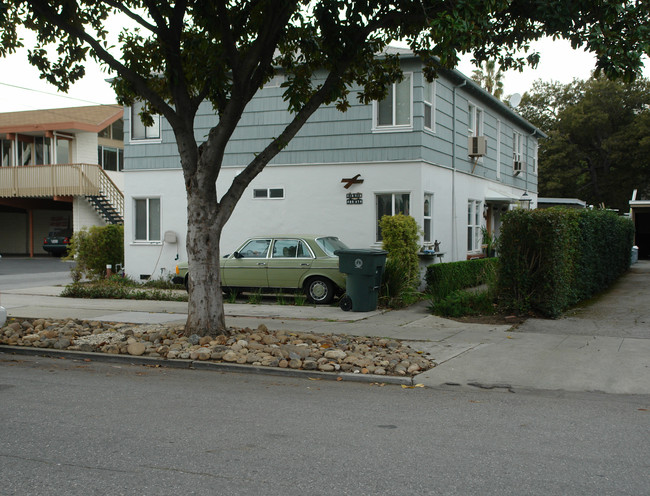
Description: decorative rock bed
xmin=1 ymin=318 xmax=434 ymax=376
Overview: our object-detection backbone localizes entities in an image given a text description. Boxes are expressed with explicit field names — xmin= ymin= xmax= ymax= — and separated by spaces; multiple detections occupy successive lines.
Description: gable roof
xmin=0 ymin=105 xmax=123 ymax=135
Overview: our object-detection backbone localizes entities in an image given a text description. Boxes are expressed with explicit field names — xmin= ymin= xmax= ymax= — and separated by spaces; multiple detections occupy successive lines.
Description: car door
xmin=265 ymin=238 xmax=313 ymax=288
xmin=221 ymin=238 xmax=271 ymax=288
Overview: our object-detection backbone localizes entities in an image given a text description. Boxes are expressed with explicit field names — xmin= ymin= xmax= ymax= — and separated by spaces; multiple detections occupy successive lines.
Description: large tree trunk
xmin=184 ymin=166 xmax=227 ymax=336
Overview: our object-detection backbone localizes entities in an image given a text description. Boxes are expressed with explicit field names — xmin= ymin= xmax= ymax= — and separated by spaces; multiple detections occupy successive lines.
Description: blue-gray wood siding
xmin=124 ymin=57 xmax=538 ymax=192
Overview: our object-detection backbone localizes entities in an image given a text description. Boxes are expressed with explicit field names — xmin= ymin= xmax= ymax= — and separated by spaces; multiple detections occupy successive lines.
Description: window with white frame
xmin=467 ymin=200 xmax=482 ymax=252
xmin=253 ymin=188 xmax=284 ymax=199
xmin=468 ymin=103 xmax=483 ymax=136
xmin=98 ymin=146 xmax=123 ymax=171
xmin=131 ymin=101 xmax=161 ymax=141
xmin=496 ymin=119 xmax=502 ymax=179
xmin=532 ymin=142 xmax=538 ymax=174
xmin=513 ymin=131 xmax=523 ymax=164
xmin=423 ymin=193 xmax=433 ymax=242
xmin=424 ymin=79 xmax=436 ymax=131
xmin=376 ymin=192 xmax=410 ymax=241
xmin=134 ymin=197 xmax=161 ymax=242
xmin=375 ymin=73 xmax=412 ymax=129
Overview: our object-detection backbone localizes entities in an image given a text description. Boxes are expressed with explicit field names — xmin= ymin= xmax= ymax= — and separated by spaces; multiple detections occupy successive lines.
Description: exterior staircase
xmin=0 ymin=163 xmax=124 ymax=225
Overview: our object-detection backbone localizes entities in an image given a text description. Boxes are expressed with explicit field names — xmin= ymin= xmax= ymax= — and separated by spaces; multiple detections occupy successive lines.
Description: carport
xmin=630 ymin=189 xmax=650 ymax=260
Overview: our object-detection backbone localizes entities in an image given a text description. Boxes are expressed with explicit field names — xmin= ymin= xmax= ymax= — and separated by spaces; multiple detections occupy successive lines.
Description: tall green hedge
xmin=498 ymin=208 xmax=633 ymax=317
xmin=426 ymin=257 xmax=498 ymax=298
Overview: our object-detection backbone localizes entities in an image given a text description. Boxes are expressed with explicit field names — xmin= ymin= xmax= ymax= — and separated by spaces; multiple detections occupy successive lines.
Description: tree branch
xmin=101 ymin=0 xmax=158 ymax=34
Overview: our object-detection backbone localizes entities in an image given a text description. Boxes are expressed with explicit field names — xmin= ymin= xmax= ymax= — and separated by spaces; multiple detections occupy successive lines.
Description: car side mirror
xmin=233 ymin=251 xmax=243 ymax=259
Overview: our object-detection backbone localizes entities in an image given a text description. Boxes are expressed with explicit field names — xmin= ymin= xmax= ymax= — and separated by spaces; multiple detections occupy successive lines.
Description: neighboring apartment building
xmin=0 ymin=105 xmax=124 ymax=256
xmin=122 ymin=49 xmax=543 ymax=281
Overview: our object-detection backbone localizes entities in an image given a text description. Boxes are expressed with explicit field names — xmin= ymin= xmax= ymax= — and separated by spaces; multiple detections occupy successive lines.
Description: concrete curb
xmin=0 ymin=345 xmax=414 ymax=386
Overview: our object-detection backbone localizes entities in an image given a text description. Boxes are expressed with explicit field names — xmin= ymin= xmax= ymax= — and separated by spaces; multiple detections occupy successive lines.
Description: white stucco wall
xmin=123 ymin=162 xmax=531 ymax=281
xmin=72 ymin=197 xmax=107 ymax=232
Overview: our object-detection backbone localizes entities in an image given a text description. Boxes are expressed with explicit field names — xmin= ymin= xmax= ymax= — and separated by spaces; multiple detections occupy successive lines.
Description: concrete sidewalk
xmin=2 ymin=262 xmax=649 ymax=395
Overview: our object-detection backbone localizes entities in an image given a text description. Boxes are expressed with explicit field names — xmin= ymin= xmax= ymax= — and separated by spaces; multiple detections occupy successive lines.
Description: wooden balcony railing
xmin=0 ymin=163 xmax=124 ymax=218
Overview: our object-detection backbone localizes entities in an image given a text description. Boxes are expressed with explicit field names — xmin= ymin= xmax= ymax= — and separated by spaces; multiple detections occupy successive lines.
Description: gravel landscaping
xmin=0 ymin=318 xmax=434 ymax=376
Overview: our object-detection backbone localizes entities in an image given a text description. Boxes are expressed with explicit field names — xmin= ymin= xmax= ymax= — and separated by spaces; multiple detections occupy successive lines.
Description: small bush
xmin=426 ymin=258 xmax=498 ymax=299
xmin=61 ymin=280 xmax=187 ymax=301
xmin=66 ymin=225 xmax=124 ymax=281
xmin=429 ymin=290 xmax=496 ymax=318
xmin=380 ymin=257 xmax=421 ymax=308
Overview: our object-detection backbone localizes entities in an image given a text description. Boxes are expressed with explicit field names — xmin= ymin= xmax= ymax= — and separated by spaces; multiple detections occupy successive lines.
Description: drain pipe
xmin=451 ymin=79 xmax=466 ymax=260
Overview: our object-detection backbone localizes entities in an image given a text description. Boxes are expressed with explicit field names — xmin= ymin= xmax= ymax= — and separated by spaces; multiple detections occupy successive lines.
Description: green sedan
xmin=175 ymin=235 xmax=348 ymax=304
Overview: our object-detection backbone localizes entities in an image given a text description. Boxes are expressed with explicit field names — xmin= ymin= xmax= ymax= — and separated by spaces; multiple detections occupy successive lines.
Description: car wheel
xmin=184 ymin=275 xmax=189 ymax=291
xmin=305 ymin=277 xmax=334 ymax=304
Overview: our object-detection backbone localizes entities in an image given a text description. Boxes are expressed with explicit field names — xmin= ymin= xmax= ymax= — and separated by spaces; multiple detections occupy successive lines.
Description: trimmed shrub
xmin=379 ymin=214 xmax=421 ymax=287
xmin=66 ymin=224 xmax=124 ymax=281
xmin=498 ymin=208 xmax=634 ymax=317
xmin=429 ymin=289 xmax=496 ymax=318
xmin=426 ymin=257 xmax=498 ymax=299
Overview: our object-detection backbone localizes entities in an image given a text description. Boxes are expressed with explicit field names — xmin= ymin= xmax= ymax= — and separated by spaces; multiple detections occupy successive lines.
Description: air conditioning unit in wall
xmin=468 ymin=136 xmax=487 ymax=157
xmin=513 ymin=160 xmax=524 ymax=174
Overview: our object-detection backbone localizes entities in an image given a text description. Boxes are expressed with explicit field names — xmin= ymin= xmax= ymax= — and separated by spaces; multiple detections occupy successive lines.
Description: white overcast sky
xmin=0 ymin=33 xmax=648 ymax=113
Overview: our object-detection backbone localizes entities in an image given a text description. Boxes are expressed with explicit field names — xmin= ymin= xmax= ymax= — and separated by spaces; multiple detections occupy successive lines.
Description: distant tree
xmin=519 ymin=76 xmax=650 ymax=211
xmin=2 ymin=0 xmax=649 ymax=335
xmin=471 ymin=60 xmax=505 ymax=99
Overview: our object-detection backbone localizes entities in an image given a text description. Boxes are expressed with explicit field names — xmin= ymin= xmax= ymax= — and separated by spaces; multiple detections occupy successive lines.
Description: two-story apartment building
xmin=122 ymin=49 xmax=543 ymax=281
xmin=0 ymin=105 xmax=125 ymax=256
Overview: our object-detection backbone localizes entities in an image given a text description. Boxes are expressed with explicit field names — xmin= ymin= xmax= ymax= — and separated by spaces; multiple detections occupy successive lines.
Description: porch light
xmin=519 ymin=191 xmax=532 ymax=210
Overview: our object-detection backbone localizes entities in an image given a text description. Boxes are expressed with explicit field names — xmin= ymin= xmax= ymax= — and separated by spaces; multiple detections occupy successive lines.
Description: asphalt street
xmin=1 ymin=354 xmax=648 ymax=496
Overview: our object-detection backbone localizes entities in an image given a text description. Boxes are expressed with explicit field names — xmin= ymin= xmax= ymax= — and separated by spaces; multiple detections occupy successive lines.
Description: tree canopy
xmin=2 ymin=0 xmax=649 ymax=335
xmin=471 ymin=60 xmax=505 ymax=99
xmin=519 ymin=76 xmax=650 ymax=212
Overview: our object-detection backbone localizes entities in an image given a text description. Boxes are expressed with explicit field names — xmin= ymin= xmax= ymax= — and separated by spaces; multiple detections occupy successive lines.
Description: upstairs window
xmin=34 ymin=137 xmax=51 ymax=165
xmin=1 ymin=139 xmax=12 ymax=167
xmin=513 ymin=131 xmax=524 ymax=163
xmin=131 ymin=101 xmax=160 ymax=141
xmin=99 ymin=119 xmax=124 ymax=141
xmin=98 ymin=146 xmax=123 ymax=171
xmin=375 ymin=73 xmax=412 ymax=129
xmin=468 ymin=103 xmax=484 ymax=136
xmin=424 ymin=79 xmax=436 ymax=131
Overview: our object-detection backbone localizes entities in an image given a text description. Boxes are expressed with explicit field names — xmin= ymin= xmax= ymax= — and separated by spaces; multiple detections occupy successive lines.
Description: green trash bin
xmin=336 ymin=249 xmax=388 ymax=312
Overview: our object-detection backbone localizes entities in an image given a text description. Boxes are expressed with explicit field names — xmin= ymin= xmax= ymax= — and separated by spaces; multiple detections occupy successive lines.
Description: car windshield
xmin=315 ymin=237 xmax=348 ymax=257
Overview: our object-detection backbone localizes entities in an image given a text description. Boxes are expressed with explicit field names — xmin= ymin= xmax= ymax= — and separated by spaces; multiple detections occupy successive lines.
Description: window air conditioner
xmin=513 ymin=160 xmax=524 ymax=174
xmin=468 ymin=136 xmax=487 ymax=157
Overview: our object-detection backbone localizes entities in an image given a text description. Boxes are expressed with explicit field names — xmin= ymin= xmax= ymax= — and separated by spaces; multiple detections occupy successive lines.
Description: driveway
xmin=517 ymin=260 xmax=650 ymax=339
xmin=0 ymin=256 xmax=74 ymax=291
